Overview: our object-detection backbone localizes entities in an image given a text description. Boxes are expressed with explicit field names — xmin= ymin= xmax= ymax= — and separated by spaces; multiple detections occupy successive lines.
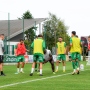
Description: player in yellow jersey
xmin=55 ymin=37 xmax=66 ymax=72
xmin=30 ymin=35 xmax=45 ymax=76
xmin=70 ymin=31 xmax=82 ymax=75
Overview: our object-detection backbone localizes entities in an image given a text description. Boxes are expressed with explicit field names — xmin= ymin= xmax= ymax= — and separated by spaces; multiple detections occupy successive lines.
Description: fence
xmin=0 ymin=11 xmax=46 ymax=63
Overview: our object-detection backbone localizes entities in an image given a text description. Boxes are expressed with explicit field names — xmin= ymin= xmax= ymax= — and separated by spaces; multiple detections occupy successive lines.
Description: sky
xmin=0 ymin=0 xmax=90 ymax=37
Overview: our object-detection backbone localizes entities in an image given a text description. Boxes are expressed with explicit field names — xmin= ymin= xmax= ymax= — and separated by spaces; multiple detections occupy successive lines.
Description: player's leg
xmin=30 ymin=62 xmax=36 ymax=76
xmin=71 ymin=53 xmax=76 ymax=75
xmin=20 ymin=55 xmax=25 ymax=73
xmin=30 ymin=55 xmax=37 ymax=76
xmin=38 ymin=63 xmax=40 ymax=72
xmin=78 ymin=54 xmax=81 ymax=68
xmin=15 ymin=56 xmax=21 ymax=74
xmin=43 ymin=59 xmax=49 ymax=63
xmin=75 ymin=53 xmax=81 ymax=74
xmin=39 ymin=62 xmax=43 ymax=76
xmin=38 ymin=55 xmax=43 ymax=76
xmin=55 ymin=54 xmax=61 ymax=72
xmin=35 ymin=63 xmax=37 ymax=71
xmin=69 ymin=55 xmax=72 ymax=61
xmin=0 ymin=55 xmax=5 ymax=76
xmin=0 ymin=63 xmax=5 ymax=76
xmin=62 ymin=54 xmax=66 ymax=72
xmin=49 ymin=58 xmax=55 ymax=74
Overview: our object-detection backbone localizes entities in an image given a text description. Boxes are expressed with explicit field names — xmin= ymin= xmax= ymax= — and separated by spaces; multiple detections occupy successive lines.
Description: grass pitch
xmin=0 ymin=61 xmax=90 ymax=90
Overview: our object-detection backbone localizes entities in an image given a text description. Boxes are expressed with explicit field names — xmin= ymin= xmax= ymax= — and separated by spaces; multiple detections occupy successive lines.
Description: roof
xmin=0 ymin=18 xmax=46 ymax=39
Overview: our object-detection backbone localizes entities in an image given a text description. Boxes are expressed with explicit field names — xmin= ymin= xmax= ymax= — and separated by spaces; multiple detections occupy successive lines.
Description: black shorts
xmin=0 ymin=55 xmax=4 ymax=63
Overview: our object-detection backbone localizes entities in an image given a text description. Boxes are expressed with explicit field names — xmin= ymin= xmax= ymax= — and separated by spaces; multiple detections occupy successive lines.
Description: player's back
xmin=44 ymin=49 xmax=51 ymax=60
xmin=72 ymin=37 xmax=81 ymax=53
xmin=34 ymin=38 xmax=44 ymax=54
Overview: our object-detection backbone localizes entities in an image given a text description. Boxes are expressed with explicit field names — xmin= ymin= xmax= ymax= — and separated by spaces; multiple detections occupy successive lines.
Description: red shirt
xmin=16 ymin=43 xmax=26 ymax=55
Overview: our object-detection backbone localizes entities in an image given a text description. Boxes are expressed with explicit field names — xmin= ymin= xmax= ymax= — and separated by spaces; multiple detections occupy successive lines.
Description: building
xmin=0 ymin=18 xmax=46 ymax=55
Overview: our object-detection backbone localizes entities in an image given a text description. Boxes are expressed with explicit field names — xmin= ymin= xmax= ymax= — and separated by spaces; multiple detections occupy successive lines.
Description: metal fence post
xmin=23 ymin=18 xmax=24 ymax=40
xmin=8 ymin=13 xmax=10 ymax=55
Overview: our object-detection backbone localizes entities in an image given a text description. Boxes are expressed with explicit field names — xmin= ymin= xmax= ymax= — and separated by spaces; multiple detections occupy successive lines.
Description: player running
xmin=55 ymin=37 xmax=66 ymax=72
xmin=70 ymin=31 xmax=82 ymax=75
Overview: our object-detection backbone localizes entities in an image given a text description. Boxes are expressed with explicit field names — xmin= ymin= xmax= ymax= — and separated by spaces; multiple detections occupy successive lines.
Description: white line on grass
xmin=0 ymin=69 xmax=90 ymax=88
xmin=0 ymin=73 xmax=71 ymax=88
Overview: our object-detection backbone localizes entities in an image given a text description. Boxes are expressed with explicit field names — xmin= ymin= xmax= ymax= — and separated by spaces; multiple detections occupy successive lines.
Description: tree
xmin=23 ymin=11 xmax=33 ymax=19
xmin=19 ymin=10 xmax=36 ymax=54
xmin=43 ymin=13 xmax=70 ymax=53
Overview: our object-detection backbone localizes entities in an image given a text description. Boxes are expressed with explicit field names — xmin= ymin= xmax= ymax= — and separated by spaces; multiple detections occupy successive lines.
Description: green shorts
xmin=33 ymin=54 xmax=44 ymax=62
xmin=71 ymin=52 xmax=81 ymax=61
xmin=57 ymin=54 xmax=66 ymax=61
xmin=16 ymin=55 xmax=25 ymax=62
xmin=79 ymin=55 xmax=81 ymax=61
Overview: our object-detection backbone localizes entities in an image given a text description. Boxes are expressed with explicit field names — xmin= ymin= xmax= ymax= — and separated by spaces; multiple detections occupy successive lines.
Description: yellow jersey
xmin=70 ymin=37 xmax=81 ymax=53
xmin=57 ymin=42 xmax=66 ymax=54
xmin=31 ymin=38 xmax=45 ymax=54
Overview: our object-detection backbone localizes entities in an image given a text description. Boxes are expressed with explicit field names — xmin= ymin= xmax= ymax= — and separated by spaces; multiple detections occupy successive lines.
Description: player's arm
xmin=26 ymin=49 xmax=29 ymax=52
xmin=23 ymin=43 xmax=29 ymax=52
xmin=2 ymin=41 xmax=5 ymax=53
xmin=69 ymin=38 xmax=72 ymax=51
xmin=2 ymin=47 xmax=4 ymax=53
xmin=42 ymin=41 xmax=46 ymax=51
xmin=70 ymin=38 xmax=72 ymax=46
xmin=31 ymin=41 xmax=34 ymax=49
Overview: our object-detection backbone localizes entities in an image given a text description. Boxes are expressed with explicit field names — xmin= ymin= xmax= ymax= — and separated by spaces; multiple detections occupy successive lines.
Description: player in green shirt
xmin=70 ymin=31 xmax=82 ymax=75
xmin=30 ymin=35 xmax=45 ymax=76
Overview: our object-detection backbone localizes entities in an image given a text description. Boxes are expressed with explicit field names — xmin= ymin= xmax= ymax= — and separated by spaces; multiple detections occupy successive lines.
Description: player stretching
xmin=43 ymin=49 xmax=55 ymax=74
xmin=55 ymin=37 xmax=66 ymax=72
xmin=30 ymin=35 xmax=45 ymax=76
xmin=70 ymin=31 xmax=82 ymax=75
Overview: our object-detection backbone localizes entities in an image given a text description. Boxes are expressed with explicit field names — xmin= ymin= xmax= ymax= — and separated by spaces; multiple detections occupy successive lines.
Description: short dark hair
xmin=72 ymin=31 xmax=76 ymax=35
xmin=0 ymin=34 xmax=4 ymax=36
xmin=20 ymin=39 xmax=24 ymax=41
xmin=38 ymin=34 xmax=43 ymax=37
xmin=1 ymin=34 xmax=4 ymax=36
xmin=88 ymin=35 xmax=90 ymax=38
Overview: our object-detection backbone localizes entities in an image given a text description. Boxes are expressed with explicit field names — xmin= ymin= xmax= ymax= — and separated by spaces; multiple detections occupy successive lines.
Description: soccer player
xmin=43 ymin=49 xmax=55 ymax=74
xmin=55 ymin=37 xmax=66 ymax=72
xmin=15 ymin=39 xmax=27 ymax=74
xmin=30 ymin=34 xmax=45 ymax=76
xmin=70 ymin=31 xmax=82 ymax=75
xmin=0 ymin=34 xmax=6 ymax=76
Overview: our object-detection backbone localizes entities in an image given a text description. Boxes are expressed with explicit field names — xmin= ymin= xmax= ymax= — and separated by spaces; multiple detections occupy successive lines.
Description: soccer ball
xmin=80 ymin=64 xmax=84 ymax=71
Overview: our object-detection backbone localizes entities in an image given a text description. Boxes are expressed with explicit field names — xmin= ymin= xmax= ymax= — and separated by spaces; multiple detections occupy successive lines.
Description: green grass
xmin=0 ymin=61 xmax=90 ymax=90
